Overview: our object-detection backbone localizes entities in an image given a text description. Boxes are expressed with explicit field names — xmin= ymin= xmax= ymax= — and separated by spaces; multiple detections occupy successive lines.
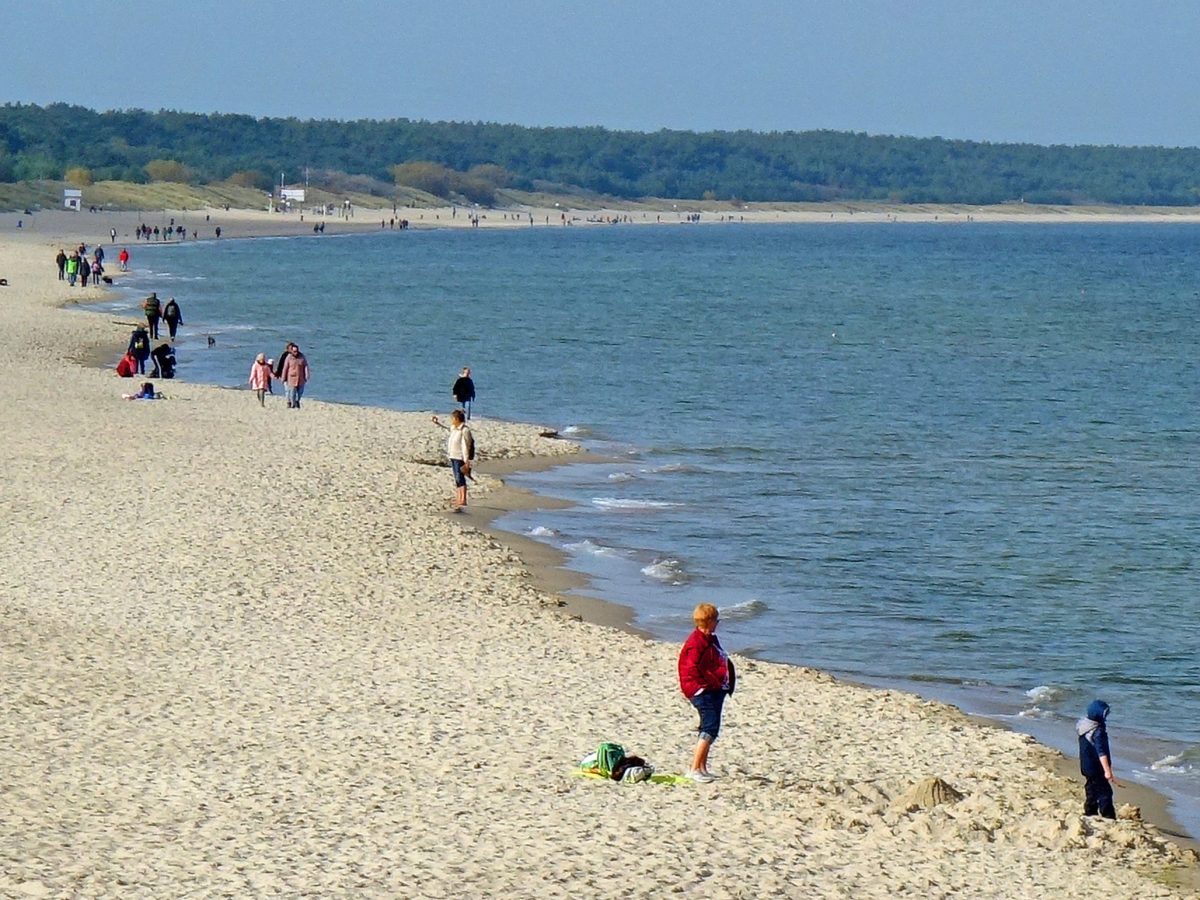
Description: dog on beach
xmin=101 ymin=276 xmax=113 ymax=284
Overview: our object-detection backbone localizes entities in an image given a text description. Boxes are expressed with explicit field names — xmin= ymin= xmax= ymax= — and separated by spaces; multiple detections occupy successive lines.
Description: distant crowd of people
xmin=55 ymin=244 xmax=108 ymax=287
xmin=135 ymin=220 xmax=196 ymax=241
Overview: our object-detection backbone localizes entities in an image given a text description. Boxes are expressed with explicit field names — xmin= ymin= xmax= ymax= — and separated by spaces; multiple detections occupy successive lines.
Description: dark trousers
xmin=147 ymin=315 xmax=159 ymax=338
xmin=1084 ymin=776 xmax=1115 ymax=818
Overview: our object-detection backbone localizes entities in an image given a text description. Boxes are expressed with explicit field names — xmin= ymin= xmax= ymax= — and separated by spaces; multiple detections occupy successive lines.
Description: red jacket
xmin=678 ymin=628 xmax=735 ymax=698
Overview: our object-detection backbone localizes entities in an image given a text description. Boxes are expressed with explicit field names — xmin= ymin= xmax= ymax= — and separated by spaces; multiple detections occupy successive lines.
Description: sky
xmin=5 ymin=0 xmax=1200 ymax=148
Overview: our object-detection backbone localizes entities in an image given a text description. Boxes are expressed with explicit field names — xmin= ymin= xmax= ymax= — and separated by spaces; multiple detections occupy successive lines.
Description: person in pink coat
xmin=249 ymin=352 xmax=274 ymax=406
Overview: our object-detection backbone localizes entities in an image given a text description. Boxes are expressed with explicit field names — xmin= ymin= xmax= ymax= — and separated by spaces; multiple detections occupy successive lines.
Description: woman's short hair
xmin=693 ymin=603 xmax=719 ymax=626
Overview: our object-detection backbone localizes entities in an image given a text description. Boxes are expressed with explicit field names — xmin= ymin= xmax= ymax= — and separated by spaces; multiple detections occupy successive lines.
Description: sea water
xmin=102 ymin=221 xmax=1200 ymax=833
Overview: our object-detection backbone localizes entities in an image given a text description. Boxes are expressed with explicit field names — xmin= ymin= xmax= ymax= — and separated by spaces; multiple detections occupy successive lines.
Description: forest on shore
xmin=3 ymin=102 xmax=1200 ymax=206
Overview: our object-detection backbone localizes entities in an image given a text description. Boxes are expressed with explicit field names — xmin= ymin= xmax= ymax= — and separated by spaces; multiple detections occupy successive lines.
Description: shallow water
xmin=104 ymin=221 xmax=1200 ymax=833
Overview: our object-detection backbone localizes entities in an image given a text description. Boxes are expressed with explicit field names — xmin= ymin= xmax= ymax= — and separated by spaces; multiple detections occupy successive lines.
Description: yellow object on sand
xmin=573 ymin=768 xmax=693 ymax=786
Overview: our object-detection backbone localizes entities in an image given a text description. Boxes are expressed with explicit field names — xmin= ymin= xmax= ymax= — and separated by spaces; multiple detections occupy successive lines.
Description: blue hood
xmin=1086 ymin=699 xmax=1110 ymax=722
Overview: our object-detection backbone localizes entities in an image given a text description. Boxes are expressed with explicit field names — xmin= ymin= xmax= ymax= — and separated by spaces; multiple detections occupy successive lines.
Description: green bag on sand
xmin=595 ymin=742 xmax=625 ymax=776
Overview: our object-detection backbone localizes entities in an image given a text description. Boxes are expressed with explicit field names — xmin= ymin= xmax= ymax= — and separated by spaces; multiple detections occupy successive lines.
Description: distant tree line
xmin=3 ymin=102 xmax=1200 ymax=206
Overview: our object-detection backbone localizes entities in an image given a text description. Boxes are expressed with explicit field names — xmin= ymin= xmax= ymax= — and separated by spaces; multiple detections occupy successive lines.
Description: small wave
xmin=563 ymin=539 xmax=621 ymax=558
xmin=561 ymin=425 xmax=590 ymax=435
xmin=526 ymin=526 xmax=555 ymax=538
xmin=641 ymin=558 xmax=687 ymax=584
xmin=650 ymin=462 xmax=706 ymax=475
xmin=607 ymin=472 xmax=636 ymax=483
xmin=1025 ymin=685 xmax=1064 ymax=704
xmin=1017 ymin=707 xmax=1054 ymax=720
xmin=719 ymin=598 xmax=769 ymax=621
xmin=591 ymin=497 xmax=681 ymax=511
xmin=1151 ymin=754 xmax=1192 ymax=774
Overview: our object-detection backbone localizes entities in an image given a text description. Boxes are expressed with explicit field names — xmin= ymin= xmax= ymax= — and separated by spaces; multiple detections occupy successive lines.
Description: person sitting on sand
xmin=249 ymin=353 xmax=274 ymax=406
xmin=115 ymin=351 xmax=137 ymax=378
xmin=1077 ymin=699 xmax=1120 ymax=819
xmin=678 ymin=602 xmax=735 ymax=783
xmin=122 ymin=381 xmax=159 ymax=400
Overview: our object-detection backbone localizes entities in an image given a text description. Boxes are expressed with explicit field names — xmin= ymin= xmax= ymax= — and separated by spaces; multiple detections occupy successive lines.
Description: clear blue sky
xmin=5 ymin=0 xmax=1199 ymax=147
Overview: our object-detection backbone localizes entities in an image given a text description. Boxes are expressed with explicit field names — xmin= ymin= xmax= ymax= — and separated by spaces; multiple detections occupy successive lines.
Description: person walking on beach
xmin=65 ymin=253 xmax=79 ymax=286
xmin=249 ymin=352 xmax=274 ymax=406
xmin=110 ymin=227 xmax=117 ymax=244
xmin=452 ymin=366 xmax=476 ymax=420
xmin=55 ymin=249 xmax=67 ymax=280
xmin=280 ymin=343 xmax=310 ymax=409
xmin=432 ymin=410 xmax=475 ymax=509
xmin=272 ymin=344 xmax=292 ymax=381
xmin=1077 ymin=699 xmax=1119 ymax=819
xmin=142 ymin=292 xmax=162 ymax=338
xmin=118 ymin=247 xmax=129 ymax=271
xmin=162 ymin=297 xmax=183 ymax=340
xmin=678 ymin=602 xmax=735 ymax=783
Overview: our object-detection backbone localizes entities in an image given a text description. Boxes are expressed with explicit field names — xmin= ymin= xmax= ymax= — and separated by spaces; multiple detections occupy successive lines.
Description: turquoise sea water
xmin=100 ymin=222 xmax=1200 ymax=832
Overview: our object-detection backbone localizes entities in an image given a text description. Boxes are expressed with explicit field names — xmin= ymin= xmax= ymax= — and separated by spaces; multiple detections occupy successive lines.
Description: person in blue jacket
xmin=1077 ymin=699 xmax=1118 ymax=819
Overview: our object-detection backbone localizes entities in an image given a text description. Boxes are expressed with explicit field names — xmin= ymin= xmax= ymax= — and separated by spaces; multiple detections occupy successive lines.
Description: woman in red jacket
xmin=677 ymin=602 xmax=735 ymax=783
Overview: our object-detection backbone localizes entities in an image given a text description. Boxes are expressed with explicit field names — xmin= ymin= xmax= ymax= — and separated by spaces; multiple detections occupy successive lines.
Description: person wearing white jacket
xmin=432 ymin=410 xmax=475 ymax=509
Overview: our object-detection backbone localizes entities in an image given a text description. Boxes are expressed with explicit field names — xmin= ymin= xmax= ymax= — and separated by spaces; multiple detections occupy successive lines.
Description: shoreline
xmin=3 ymin=216 xmax=1198 ymax=895
xmin=74 ymin=213 xmax=1200 ymax=847
xmin=9 ymin=200 xmax=1200 ymax=247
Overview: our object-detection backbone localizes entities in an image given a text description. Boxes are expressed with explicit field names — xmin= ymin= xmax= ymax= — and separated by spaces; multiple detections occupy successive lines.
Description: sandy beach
xmin=1 ymin=213 xmax=1198 ymax=897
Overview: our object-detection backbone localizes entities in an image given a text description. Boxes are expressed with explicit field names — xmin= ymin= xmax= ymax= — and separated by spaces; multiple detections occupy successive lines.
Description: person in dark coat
xmin=150 ymin=343 xmax=176 ymax=379
xmin=1077 ymin=699 xmax=1119 ymax=819
xmin=452 ymin=367 xmax=476 ymax=419
xmin=128 ymin=327 xmax=151 ymax=375
xmin=162 ymin=297 xmax=183 ymax=339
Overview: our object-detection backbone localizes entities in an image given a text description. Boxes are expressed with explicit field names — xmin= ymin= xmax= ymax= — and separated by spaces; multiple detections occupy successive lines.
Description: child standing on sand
xmin=678 ymin=603 xmax=735 ymax=783
xmin=249 ymin=353 xmax=274 ymax=406
xmin=1077 ymin=699 xmax=1119 ymax=818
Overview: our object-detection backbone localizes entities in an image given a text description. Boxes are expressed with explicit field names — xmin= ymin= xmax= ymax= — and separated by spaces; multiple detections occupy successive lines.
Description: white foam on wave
xmin=1025 ymin=685 xmax=1063 ymax=704
xmin=526 ymin=525 xmax=555 ymax=538
xmin=1151 ymin=754 xmax=1193 ymax=774
xmin=1017 ymin=707 xmax=1054 ymax=719
xmin=607 ymin=472 xmax=636 ymax=483
xmin=641 ymin=558 xmax=687 ymax=584
xmin=564 ymin=539 xmax=621 ymax=558
xmin=591 ymin=497 xmax=681 ymax=511
xmin=719 ymin=598 xmax=769 ymax=621
xmin=561 ymin=425 xmax=589 ymax=435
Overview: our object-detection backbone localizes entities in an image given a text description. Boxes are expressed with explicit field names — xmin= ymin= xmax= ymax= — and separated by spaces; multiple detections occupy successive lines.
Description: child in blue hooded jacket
xmin=1077 ymin=699 xmax=1118 ymax=819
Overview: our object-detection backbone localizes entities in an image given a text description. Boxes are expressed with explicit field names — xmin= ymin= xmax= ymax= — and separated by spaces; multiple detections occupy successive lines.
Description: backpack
xmin=594 ymin=742 xmax=625 ymax=777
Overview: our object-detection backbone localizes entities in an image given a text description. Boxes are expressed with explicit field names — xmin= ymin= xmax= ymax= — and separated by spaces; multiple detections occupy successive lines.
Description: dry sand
xmin=1 ymin=214 xmax=1198 ymax=897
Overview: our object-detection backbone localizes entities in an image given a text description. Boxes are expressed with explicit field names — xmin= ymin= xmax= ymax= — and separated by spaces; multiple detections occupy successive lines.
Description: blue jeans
xmin=691 ymin=691 xmax=725 ymax=743
xmin=286 ymin=384 xmax=305 ymax=408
